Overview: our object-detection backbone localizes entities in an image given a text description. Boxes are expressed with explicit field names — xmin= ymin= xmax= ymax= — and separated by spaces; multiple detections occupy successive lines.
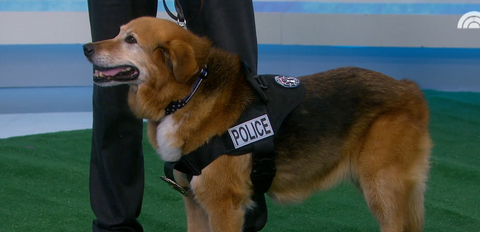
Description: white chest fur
xmin=156 ymin=115 xmax=183 ymax=162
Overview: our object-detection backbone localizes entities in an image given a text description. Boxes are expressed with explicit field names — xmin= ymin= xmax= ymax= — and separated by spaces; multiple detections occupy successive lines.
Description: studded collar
xmin=164 ymin=67 xmax=208 ymax=115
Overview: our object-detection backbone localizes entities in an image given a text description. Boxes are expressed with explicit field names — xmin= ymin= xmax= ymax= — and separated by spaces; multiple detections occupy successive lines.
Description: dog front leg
xmin=186 ymin=192 xmax=244 ymax=232
xmin=174 ymin=171 xmax=210 ymax=232
xmin=184 ymin=196 xmax=210 ymax=232
xmin=191 ymin=156 xmax=252 ymax=232
xmin=207 ymin=203 xmax=245 ymax=232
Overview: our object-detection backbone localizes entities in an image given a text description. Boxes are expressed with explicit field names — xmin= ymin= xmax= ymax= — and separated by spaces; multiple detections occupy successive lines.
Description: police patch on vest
xmin=228 ymin=114 xmax=274 ymax=149
xmin=274 ymin=75 xmax=300 ymax=88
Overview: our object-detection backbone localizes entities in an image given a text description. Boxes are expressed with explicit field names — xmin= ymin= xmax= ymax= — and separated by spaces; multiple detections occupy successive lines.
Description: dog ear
xmin=167 ymin=40 xmax=201 ymax=83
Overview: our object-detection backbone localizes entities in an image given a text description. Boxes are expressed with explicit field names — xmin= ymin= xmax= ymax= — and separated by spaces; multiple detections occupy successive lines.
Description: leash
xmin=162 ymin=0 xmax=204 ymax=28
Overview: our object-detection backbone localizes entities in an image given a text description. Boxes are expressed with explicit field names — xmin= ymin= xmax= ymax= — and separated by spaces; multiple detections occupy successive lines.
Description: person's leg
xmin=180 ymin=0 xmax=258 ymax=74
xmin=87 ymin=1 xmax=157 ymax=231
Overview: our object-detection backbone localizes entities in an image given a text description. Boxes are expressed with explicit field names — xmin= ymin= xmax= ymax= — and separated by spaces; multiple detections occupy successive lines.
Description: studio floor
xmin=1 ymin=89 xmax=479 ymax=232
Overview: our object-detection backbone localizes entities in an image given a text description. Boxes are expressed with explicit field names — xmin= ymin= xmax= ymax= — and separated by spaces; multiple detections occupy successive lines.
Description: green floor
xmin=1 ymin=90 xmax=479 ymax=232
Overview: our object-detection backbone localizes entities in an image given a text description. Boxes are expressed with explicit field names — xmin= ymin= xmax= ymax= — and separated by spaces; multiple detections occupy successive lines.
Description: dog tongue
xmin=98 ymin=67 xmax=125 ymax=76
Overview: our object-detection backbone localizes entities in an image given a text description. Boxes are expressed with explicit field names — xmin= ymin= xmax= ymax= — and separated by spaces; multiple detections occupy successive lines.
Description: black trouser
xmin=87 ymin=0 xmax=257 ymax=231
xmin=179 ymin=0 xmax=258 ymax=74
xmin=88 ymin=1 xmax=157 ymax=231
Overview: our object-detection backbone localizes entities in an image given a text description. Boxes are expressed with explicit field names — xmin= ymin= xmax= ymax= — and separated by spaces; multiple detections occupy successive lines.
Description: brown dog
xmin=84 ymin=17 xmax=431 ymax=232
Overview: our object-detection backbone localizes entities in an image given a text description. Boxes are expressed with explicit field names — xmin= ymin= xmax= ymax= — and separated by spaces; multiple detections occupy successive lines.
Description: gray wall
xmin=1 ymin=1 xmax=479 ymax=91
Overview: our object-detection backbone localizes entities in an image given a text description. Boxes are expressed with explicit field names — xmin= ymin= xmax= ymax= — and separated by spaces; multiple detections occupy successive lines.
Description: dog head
xmin=83 ymin=17 xmax=211 ymax=87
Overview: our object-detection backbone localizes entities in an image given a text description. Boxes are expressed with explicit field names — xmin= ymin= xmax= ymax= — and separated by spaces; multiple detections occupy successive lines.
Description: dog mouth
xmin=93 ymin=65 xmax=139 ymax=83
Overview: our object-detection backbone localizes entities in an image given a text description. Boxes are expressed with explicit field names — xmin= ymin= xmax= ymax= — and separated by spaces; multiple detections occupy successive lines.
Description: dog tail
xmin=405 ymin=133 xmax=431 ymax=232
xmin=406 ymin=182 xmax=426 ymax=232
xmin=406 ymin=160 xmax=430 ymax=232
xmin=398 ymin=79 xmax=430 ymax=232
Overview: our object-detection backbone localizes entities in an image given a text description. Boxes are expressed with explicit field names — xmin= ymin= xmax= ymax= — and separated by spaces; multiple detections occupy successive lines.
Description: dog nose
xmin=83 ymin=43 xmax=95 ymax=57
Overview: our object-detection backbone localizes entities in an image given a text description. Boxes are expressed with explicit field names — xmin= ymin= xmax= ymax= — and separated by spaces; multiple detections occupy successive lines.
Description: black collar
xmin=164 ymin=67 xmax=208 ymax=115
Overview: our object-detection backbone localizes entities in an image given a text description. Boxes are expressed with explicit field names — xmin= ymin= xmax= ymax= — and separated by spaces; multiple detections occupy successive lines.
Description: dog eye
xmin=125 ymin=35 xmax=137 ymax=44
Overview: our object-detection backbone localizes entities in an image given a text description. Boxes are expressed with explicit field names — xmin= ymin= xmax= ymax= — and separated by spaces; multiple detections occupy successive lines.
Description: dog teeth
xmin=125 ymin=67 xmax=132 ymax=71
xmin=98 ymin=72 xmax=105 ymax=77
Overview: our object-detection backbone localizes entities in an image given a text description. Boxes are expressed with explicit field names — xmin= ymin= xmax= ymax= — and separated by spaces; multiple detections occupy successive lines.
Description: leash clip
xmin=177 ymin=19 xmax=187 ymax=29
xmin=163 ymin=0 xmax=188 ymax=29
xmin=160 ymin=176 xmax=190 ymax=197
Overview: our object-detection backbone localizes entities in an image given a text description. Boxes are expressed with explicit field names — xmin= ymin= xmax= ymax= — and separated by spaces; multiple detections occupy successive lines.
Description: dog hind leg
xmin=404 ymin=177 xmax=427 ymax=232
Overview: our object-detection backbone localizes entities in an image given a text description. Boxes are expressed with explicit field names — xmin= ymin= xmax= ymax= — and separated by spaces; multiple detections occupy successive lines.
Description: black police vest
xmin=166 ymin=63 xmax=306 ymax=194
